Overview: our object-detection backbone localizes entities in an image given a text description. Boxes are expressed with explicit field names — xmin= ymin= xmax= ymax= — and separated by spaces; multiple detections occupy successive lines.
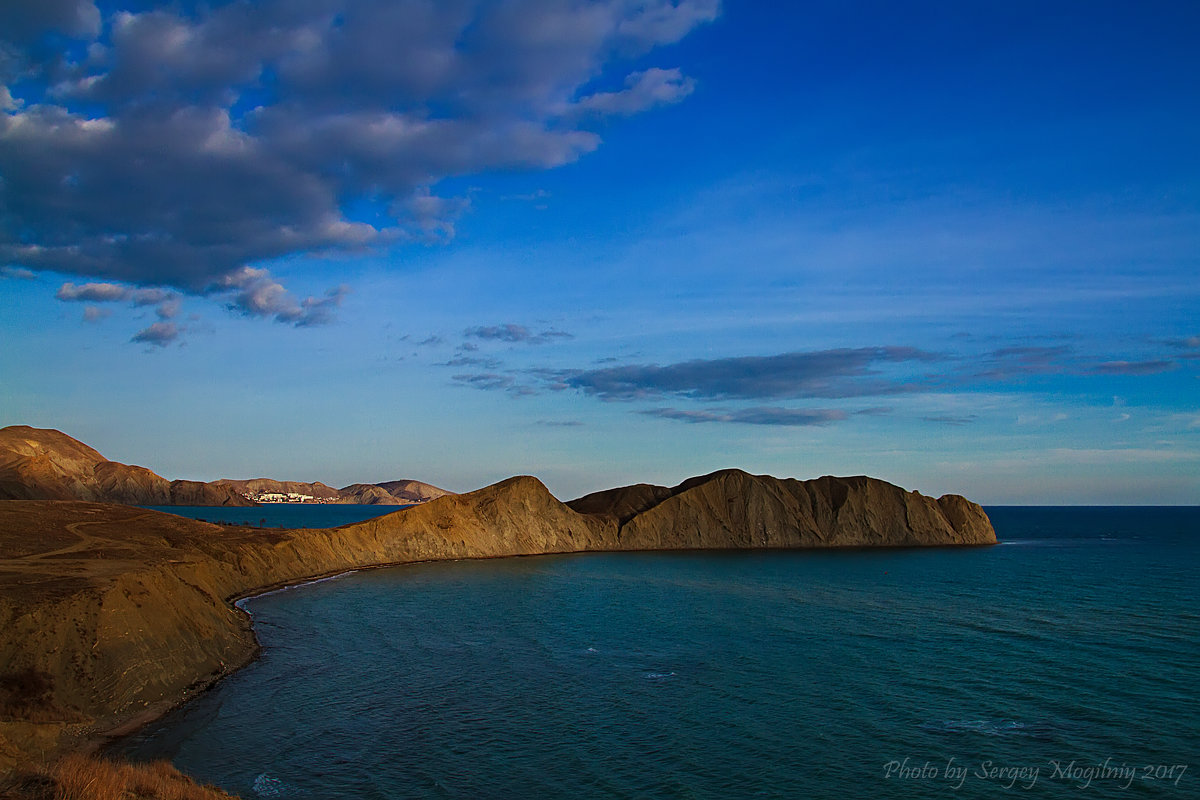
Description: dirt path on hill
xmin=19 ymin=513 xmax=155 ymax=561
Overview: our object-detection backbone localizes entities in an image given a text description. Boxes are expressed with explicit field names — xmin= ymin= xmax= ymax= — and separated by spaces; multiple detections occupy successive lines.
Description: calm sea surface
xmin=142 ymin=504 xmax=410 ymax=529
xmin=116 ymin=507 xmax=1198 ymax=798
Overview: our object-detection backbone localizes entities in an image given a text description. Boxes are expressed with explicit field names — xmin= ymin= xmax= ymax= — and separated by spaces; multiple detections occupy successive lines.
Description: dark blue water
xmin=116 ymin=508 xmax=1198 ymax=798
xmin=142 ymin=504 xmax=410 ymax=529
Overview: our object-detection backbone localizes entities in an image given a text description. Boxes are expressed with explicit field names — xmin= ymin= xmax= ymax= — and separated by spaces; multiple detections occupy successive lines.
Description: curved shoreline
xmin=100 ymin=536 xmax=999 ymax=760
xmin=1 ymin=470 xmax=996 ymax=784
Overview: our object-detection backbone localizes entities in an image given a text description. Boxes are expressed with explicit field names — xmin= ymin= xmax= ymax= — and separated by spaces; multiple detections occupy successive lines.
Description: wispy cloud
xmin=0 ymin=266 xmax=36 ymax=280
xmin=81 ymin=305 xmax=110 ymax=323
xmin=574 ymin=67 xmax=696 ymax=117
xmin=974 ymin=346 xmax=1073 ymax=379
xmin=57 ymin=282 xmax=130 ymax=302
xmin=220 ymin=268 xmax=348 ymax=327
xmin=451 ymin=372 xmax=534 ymax=397
xmin=131 ymin=321 xmax=181 ymax=347
xmin=501 ymin=189 xmax=550 ymax=203
xmin=642 ymin=407 xmax=848 ymax=426
xmin=443 ymin=355 xmax=502 ymax=369
xmin=464 ymin=324 xmax=574 ymax=345
xmin=555 ymin=347 xmax=943 ymax=401
xmin=403 ymin=189 xmax=471 ymax=241
xmin=921 ymin=413 xmax=978 ymax=425
xmin=446 ymin=333 xmax=1192 ymax=434
xmin=1164 ymin=335 xmax=1200 ymax=351
xmin=53 ymin=271 xmax=348 ymax=338
xmin=55 ymin=280 xmax=184 ymax=332
xmin=1090 ymin=360 xmax=1177 ymax=376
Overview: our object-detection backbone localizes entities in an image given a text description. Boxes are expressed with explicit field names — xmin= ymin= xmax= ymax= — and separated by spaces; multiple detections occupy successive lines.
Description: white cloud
xmin=220 ymin=266 xmax=348 ymax=327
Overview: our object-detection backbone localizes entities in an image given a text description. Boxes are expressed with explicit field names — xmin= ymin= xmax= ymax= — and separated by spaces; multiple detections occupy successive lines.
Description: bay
xmin=115 ymin=507 xmax=1199 ymax=798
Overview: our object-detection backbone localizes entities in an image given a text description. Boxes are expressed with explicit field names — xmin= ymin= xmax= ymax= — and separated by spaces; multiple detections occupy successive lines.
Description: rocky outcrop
xmin=0 ymin=470 xmax=993 ymax=779
xmin=337 ymin=483 xmax=400 ymax=504
xmin=371 ymin=479 xmax=453 ymax=504
xmin=567 ymin=482 xmax=674 ymax=525
xmin=335 ymin=480 xmax=453 ymax=505
xmin=569 ymin=469 xmax=996 ymax=548
xmin=0 ymin=427 xmax=250 ymax=507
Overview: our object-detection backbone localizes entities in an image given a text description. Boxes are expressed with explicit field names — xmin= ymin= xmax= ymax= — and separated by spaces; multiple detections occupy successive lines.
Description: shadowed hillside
xmin=0 ymin=426 xmax=249 ymax=506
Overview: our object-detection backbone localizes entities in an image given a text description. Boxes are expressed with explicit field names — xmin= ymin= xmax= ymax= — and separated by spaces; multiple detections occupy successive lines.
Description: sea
xmin=115 ymin=507 xmax=1198 ymax=799
xmin=141 ymin=504 xmax=412 ymax=529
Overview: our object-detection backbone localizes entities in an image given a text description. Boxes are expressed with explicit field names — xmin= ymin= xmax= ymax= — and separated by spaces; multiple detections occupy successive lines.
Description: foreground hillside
xmin=0 ymin=470 xmax=993 ymax=787
xmin=0 ymin=426 xmax=248 ymax=506
xmin=0 ymin=426 xmax=451 ymax=507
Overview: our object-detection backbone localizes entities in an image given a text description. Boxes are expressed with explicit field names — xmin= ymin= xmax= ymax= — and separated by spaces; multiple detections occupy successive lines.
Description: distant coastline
xmin=0 ymin=425 xmax=453 ymax=508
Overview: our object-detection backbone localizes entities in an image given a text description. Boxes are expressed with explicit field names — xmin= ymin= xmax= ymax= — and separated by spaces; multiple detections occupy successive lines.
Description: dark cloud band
xmin=557 ymin=347 xmax=943 ymax=401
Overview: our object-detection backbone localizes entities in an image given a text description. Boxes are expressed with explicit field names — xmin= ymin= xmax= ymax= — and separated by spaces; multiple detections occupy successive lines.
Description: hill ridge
xmin=568 ymin=468 xmax=994 ymax=547
xmin=0 ymin=426 xmax=451 ymax=507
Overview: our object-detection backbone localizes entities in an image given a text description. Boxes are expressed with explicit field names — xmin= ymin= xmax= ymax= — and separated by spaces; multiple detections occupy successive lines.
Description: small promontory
xmin=569 ymin=469 xmax=996 ymax=548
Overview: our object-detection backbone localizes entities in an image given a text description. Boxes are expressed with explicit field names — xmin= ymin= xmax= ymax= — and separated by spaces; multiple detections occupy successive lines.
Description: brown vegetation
xmin=28 ymin=754 xmax=238 ymax=800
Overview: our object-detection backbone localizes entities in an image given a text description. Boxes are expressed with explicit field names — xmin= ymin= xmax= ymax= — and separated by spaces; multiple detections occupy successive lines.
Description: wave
xmin=252 ymin=773 xmax=285 ymax=797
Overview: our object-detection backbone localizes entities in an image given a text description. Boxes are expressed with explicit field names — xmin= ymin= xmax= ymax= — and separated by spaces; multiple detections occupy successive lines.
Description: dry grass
xmin=48 ymin=754 xmax=239 ymax=800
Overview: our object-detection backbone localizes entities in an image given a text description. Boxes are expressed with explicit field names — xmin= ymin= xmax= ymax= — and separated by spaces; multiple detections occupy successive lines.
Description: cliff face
xmin=0 ymin=471 xmax=992 ymax=777
xmin=569 ymin=470 xmax=996 ymax=549
xmin=0 ymin=427 xmax=251 ymax=507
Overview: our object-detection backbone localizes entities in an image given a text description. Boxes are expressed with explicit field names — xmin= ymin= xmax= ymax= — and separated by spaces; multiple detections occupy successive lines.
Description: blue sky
xmin=2 ymin=1 xmax=1198 ymax=504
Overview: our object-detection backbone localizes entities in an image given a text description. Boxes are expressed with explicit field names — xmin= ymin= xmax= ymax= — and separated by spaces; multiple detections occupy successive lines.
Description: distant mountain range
xmin=0 ymin=426 xmax=452 ymax=506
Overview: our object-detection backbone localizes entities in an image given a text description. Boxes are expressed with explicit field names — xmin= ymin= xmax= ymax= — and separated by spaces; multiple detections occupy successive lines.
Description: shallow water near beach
xmin=115 ymin=507 xmax=1198 ymax=798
